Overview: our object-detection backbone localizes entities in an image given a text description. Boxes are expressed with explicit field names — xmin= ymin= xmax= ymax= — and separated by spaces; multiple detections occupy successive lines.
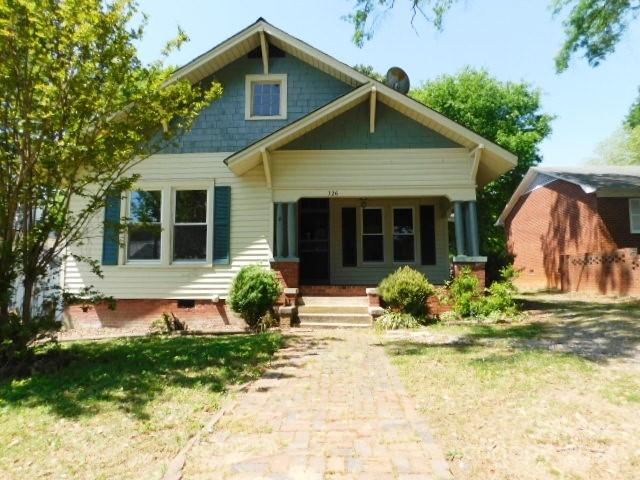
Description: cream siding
xmin=329 ymin=198 xmax=450 ymax=285
xmin=270 ymin=149 xmax=477 ymax=202
xmin=64 ymin=153 xmax=272 ymax=299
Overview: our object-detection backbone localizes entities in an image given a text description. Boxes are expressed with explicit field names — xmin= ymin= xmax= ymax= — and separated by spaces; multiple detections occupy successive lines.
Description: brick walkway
xmin=182 ymin=330 xmax=452 ymax=479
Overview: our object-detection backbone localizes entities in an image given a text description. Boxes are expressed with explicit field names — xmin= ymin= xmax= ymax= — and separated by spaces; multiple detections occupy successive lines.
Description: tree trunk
xmin=21 ymin=275 xmax=34 ymax=324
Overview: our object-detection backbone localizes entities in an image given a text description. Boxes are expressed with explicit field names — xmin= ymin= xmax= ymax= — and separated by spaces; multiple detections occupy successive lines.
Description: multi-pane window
xmin=174 ymin=190 xmax=207 ymax=261
xmin=362 ymin=208 xmax=384 ymax=262
xmin=630 ymin=199 xmax=640 ymax=233
xmin=252 ymin=82 xmax=281 ymax=117
xmin=127 ymin=190 xmax=162 ymax=261
xmin=245 ymin=75 xmax=287 ymax=119
xmin=393 ymin=208 xmax=415 ymax=262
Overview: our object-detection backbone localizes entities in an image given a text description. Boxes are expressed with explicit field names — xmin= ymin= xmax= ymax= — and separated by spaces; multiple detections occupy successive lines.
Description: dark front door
xmin=299 ymin=198 xmax=330 ymax=284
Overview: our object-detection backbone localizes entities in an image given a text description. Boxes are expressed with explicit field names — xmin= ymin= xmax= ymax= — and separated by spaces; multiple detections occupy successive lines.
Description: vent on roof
xmin=248 ymin=45 xmax=285 ymax=58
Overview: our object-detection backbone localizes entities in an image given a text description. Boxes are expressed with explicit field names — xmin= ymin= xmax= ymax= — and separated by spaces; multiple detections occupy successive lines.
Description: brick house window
xmin=245 ymin=74 xmax=287 ymax=120
xmin=630 ymin=198 xmax=640 ymax=233
xmin=127 ymin=190 xmax=162 ymax=261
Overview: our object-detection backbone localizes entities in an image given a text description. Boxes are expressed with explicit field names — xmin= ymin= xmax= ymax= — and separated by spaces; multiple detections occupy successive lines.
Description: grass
xmin=386 ymin=295 xmax=640 ymax=480
xmin=0 ymin=333 xmax=283 ymax=480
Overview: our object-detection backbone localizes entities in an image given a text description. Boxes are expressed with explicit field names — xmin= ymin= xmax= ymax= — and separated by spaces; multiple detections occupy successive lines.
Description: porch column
xmin=287 ymin=202 xmax=297 ymax=258
xmin=275 ymin=203 xmax=285 ymax=258
xmin=453 ymin=201 xmax=466 ymax=256
xmin=466 ymin=201 xmax=480 ymax=257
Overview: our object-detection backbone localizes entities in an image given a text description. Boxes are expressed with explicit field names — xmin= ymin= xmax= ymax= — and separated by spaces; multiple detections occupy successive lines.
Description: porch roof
xmin=225 ymin=81 xmax=518 ymax=187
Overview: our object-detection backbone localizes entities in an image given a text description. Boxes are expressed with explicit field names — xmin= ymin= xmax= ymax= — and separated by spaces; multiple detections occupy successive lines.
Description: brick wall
xmin=505 ymin=180 xmax=618 ymax=291
xmin=561 ymin=248 xmax=640 ymax=296
xmin=597 ymin=197 xmax=640 ymax=250
xmin=65 ymin=299 xmax=246 ymax=331
xmin=271 ymin=260 xmax=300 ymax=289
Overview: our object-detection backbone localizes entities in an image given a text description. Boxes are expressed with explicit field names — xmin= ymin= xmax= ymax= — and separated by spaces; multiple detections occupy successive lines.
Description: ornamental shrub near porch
xmin=378 ymin=266 xmax=434 ymax=317
xmin=229 ymin=266 xmax=282 ymax=331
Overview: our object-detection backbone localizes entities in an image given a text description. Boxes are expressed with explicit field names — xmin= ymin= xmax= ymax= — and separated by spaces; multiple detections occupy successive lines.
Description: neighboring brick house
xmin=497 ymin=167 xmax=640 ymax=295
xmin=64 ymin=18 xmax=518 ymax=328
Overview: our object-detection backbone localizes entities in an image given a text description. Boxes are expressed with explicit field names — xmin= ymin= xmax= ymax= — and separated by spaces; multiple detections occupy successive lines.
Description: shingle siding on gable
xmin=164 ymin=55 xmax=353 ymax=154
xmin=281 ymin=102 xmax=461 ymax=150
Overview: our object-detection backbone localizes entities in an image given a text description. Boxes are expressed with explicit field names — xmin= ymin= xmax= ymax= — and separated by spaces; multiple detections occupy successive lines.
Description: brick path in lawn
xmin=181 ymin=329 xmax=452 ymax=480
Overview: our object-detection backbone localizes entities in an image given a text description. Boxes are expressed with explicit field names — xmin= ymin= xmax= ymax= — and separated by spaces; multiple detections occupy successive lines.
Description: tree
xmin=627 ymin=90 xmax=640 ymax=128
xmin=346 ymin=0 xmax=640 ymax=72
xmin=0 ymin=0 xmax=221 ymax=364
xmin=588 ymin=125 xmax=640 ymax=165
xmin=353 ymin=64 xmax=386 ymax=82
xmin=411 ymin=69 xmax=554 ymax=278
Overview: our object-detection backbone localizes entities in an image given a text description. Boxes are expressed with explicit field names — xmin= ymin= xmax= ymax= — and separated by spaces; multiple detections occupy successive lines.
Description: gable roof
xmin=497 ymin=166 xmax=640 ymax=225
xmin=166 ymin=18 xmax=518 ymax=184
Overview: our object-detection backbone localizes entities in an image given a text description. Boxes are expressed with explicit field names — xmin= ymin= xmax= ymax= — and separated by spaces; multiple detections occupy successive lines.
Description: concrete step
xmin=298 ymin=305 xmax=369 ymax=314
xmin=298 ymin=313 xmax=372 ymax=325
xmin=297 ymin=322 xmax=371 ymax=329
xmin=299 ymin=296 xmax=368 ymax=307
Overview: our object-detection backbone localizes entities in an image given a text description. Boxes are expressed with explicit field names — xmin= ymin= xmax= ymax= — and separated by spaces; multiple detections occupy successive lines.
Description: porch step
xmin=299 ymin=296 xmax=369 ymax=307
xmin=298 ymin=313 xmax=372 ymax=325
xmin=298 ymin=305 xmax=369 ymax=314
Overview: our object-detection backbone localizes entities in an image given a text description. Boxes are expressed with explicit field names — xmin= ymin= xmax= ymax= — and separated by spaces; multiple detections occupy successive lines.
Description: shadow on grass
xmin=0 ymin=333 xmax=282 ymax=420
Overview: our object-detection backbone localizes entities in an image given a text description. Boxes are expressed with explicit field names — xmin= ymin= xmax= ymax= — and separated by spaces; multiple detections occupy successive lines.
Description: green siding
xmin=282 ymin=102 xmax=460 ymax=150
xmin=102 ymin=191 xmax=121 ymax=266
xmin=213 ymin=186 xmax=231 ymax=264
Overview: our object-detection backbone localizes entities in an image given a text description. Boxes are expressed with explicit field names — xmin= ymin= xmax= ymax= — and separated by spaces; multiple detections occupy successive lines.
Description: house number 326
xmin=328 ymin=190 xmax=339 ymax=197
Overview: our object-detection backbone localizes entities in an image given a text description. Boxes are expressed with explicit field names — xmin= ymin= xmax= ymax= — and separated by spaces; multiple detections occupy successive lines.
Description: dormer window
xmin=245 ymin=74 xmax=287 ymax=120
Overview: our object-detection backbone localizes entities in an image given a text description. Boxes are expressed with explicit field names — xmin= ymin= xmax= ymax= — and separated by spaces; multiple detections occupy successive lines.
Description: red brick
xmin=505 ymin=179 xmax=640 ymax=294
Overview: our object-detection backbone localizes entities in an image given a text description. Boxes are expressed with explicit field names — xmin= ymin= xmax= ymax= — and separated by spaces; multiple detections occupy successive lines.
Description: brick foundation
xmin=452 ymin=261 xmax=486 ymax=289
xmin=561 ymin=248 xmax=640 ymax=296
xmin=64 ymin=299 xmax=247 ymax=330
xmin=270 ymin=260 xmax=300 ymax=289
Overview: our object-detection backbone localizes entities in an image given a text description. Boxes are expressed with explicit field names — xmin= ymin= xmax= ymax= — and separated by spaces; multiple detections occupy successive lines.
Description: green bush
xmin=149 ymin=312 xmax=187 ymax=334
xmin=229 ymin=265 xmax=282 ymax=331
xmin=378 ymin=266 xmax=434 ymax=316
xmin=374 ymin=310 xmax=421 ymax=332
xmin=446 ymin=265 xmax=520 ymax=320
xmin=447 ymin=267 xmax=482 ymax=317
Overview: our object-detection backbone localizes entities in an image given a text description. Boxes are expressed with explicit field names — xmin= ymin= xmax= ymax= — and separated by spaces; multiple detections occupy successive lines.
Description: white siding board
xmin=64 ymin=153 xmax=273 ymax=299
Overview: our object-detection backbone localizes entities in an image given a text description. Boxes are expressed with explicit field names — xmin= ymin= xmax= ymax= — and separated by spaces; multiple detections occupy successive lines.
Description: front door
xmin=299 ymin=198 xmax=330 ymax=284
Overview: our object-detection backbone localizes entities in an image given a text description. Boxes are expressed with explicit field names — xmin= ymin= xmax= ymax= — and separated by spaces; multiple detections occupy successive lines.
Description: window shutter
xmin=420 ymin=205 xmax=436 ymax=265
xmin=213 ymin=186 xmax=231 ymax=264
xmin=341 ymin=207 xmax=357 ymax=266
xmin=102 ymin=191 xmax=121 ymax=265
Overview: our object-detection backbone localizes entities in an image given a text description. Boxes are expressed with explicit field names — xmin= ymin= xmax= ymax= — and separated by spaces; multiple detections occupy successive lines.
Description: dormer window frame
xmin=245 ymin=74 xmax=288 ymax=121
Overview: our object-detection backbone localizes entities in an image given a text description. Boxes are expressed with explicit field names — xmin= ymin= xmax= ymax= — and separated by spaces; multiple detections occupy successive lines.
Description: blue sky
xmin=137 ymin=0 xmax=640 ymax=167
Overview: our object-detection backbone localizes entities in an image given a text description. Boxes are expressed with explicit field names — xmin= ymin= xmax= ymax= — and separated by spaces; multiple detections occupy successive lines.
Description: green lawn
xmin=0 ymin=333 xmax=283 ymax=480
xmin=386 ymin=296 xmax=640 ymax=480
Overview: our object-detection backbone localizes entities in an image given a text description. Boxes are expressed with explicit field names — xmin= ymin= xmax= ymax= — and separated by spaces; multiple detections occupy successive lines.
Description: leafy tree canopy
xmin=346 ymin=0 xmax=640 ymax=72
xmin=353 ymin=63 xmax=386 ymax=82
xmin=0 ymin=0 xmax=220 ymax=364
xmin=411 ymin=69 xmax=554 ymax=275
xmin=627 ymin=90 xmax=640 ymax=128
xmin=588 ymin=125 xmax=640 ymax=165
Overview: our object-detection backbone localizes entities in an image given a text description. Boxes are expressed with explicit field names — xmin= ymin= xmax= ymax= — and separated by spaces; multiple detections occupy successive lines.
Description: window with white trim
xmin=245 ymin=74 xmax=287 ymax=120
xmin=393 ymin=207 xmax=415 ymax=262
xmin=127 ymin=190 xmax=162 ymax=261
xmin=173 ymin=190 xmax=208 ymax=261
xmin=630 ymin=198 xmax=640 ymax=233
xmin=362 ymin=207 xmax=384 ymax=262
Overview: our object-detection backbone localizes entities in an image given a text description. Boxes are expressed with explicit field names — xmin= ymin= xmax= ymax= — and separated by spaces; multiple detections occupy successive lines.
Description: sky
xmin=136 ymin=0 xmax=640 ymax=167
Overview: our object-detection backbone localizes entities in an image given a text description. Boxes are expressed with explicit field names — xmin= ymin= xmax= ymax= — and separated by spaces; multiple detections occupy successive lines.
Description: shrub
xmin=438 ymin=310 xmax=461 ymax=323
xmin=374 ymin=310 xmax=421 ymax=332
xmin=378 ymin=266 xmax=434 ymax=316
xmin=447 ymin=267 xmax=482 ymax=317
xmin=229 ymin=265 xmax=282 ymax=331
xmin=475 ymin=265 xmax=520 ymax=317
xmin=149 ymin=312 xmax=187 ymax=334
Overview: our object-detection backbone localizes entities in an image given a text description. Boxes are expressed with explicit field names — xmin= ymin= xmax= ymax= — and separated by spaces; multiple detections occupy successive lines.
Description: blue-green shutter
xmin=213 ymin=186 xmax=231 ymax=264
xmin=102 ymin=191 xmax=121 ymax=265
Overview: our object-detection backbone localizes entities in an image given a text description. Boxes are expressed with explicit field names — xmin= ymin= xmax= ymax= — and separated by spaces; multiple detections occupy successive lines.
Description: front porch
xmin=270 ymin=196 xmax=486 ymax=292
